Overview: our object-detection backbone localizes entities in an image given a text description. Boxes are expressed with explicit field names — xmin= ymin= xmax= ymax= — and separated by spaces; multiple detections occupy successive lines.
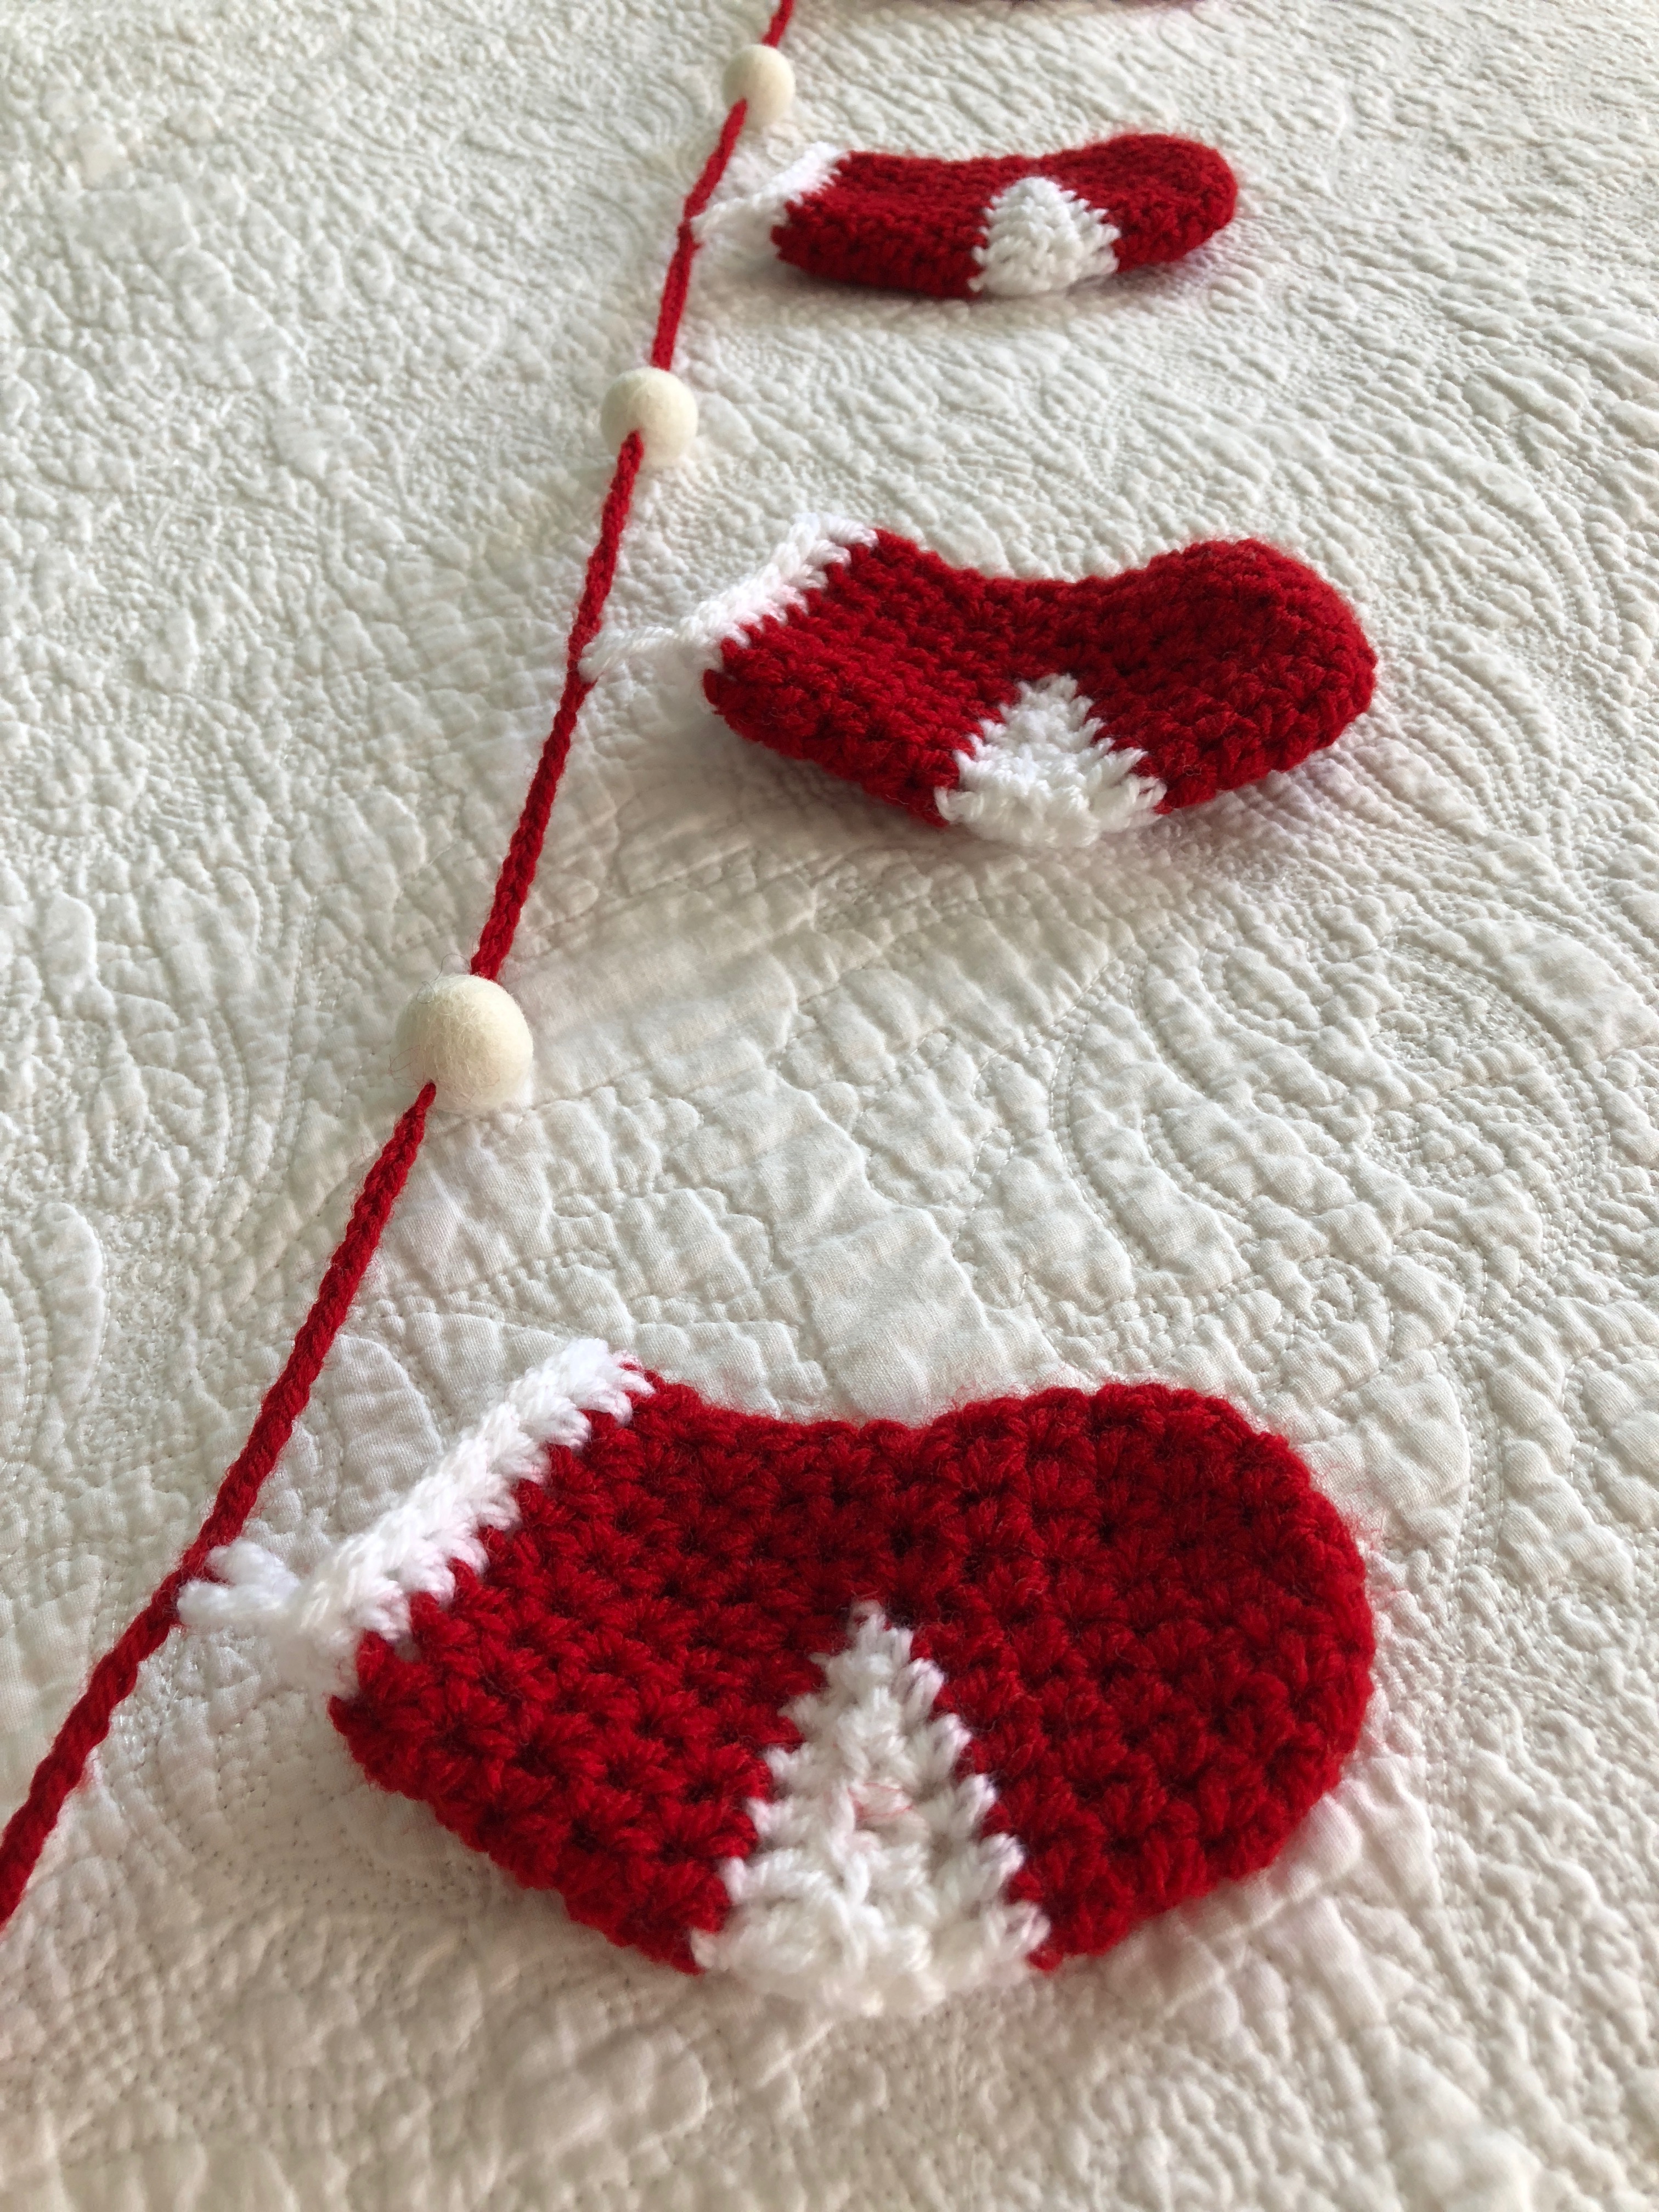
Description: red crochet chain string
xmin=471 ymin=99 xmax=754 ymax=978
xmin=471 ymin=437 xmax=644 ymax=981
xmin=0 ymin=0 xmax=796 ymax=1934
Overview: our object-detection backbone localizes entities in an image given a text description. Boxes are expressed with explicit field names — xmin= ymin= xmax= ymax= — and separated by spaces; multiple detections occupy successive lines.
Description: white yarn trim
xmin=971 ymin=174 xmax=1120 ymax=298
xmin=692 ymin=1602 xmax=1046 ymax=2016
xmin=692 ymin=141 xmax=845 ymax=262
xmin=178 ymin=1342 xmax=651 ymax=1697
xmin=935 ymin=673 xmax=1166 ymax=849
xmin=580 ymin=513 xmax=876 ymax=689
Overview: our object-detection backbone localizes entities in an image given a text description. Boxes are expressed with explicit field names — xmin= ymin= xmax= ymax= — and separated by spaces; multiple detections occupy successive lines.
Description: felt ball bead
xmin=399 ymin=975 xmax=533 ymax=1113
xmin=721 ymin=44 xmax=795 ymax=129
xmin=600 ymin=367 xmax=698 ymax=467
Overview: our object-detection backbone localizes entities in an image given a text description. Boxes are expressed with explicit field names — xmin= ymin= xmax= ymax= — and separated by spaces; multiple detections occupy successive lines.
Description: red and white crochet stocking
xmin=701 ymin=134 xmax=1237 ymax=298
xmin=184 ymin=1344 xmax=1374 ymax=2017
xmin=597 ymin=520 xmax=1375 ymax=849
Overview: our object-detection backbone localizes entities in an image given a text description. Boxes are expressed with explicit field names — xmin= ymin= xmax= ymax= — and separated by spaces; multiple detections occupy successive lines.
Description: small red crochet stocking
xmin=185 ymin=1347 xmax=1374 ymax=2016
xmin=619 ymin=520 xmax=1375 ymax=849
xmin=702 ymin=134 xmax=1237 ymax=298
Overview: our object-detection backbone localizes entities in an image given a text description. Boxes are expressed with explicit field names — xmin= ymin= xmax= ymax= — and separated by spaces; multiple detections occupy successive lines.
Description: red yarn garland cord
xmin=471 ymin=433 xmax=643 ymax=980
xmin=0 ymin=0 xmax=795 ymax=1933
xmin=650 ymin=103 xmax=749 ymax=371
xmin=0 ymin=1090 xmax=432 ymax=1924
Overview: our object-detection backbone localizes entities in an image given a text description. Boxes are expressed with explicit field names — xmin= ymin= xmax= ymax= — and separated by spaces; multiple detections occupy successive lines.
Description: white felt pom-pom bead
xmin=722 ymin=44 xmax=795 ymax=129
xmin=600 ymin=367 xmax=698 ymax=467
xmin=399 ymin=975 xmax=533 ymax=1113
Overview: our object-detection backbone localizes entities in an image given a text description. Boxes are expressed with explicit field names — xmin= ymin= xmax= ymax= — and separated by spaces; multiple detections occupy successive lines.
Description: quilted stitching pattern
xmin=3 ymin=0 xmax=1658 ymax=2202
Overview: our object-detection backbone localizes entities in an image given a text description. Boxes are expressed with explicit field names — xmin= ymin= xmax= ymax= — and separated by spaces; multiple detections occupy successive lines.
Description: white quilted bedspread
xmin=4 ymin=0 xmax=1658 ymax=2203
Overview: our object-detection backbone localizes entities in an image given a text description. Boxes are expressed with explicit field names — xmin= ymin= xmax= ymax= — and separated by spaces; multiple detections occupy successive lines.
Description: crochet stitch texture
xmin=333 ymin=1376 xmax=1374 ymax=1985
xmin=769 ymin=134 xmax=1238 ymax=298
xmin=701 ymin=528 xmax=1377 ymax=836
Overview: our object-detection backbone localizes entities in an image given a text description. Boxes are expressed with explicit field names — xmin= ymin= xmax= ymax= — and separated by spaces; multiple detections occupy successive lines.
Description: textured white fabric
xmin=3 ymin=0 xmax=1658 ymax=2204
xmin=691 ymin=1603 xmax=1046 ymax=2013
xmin=972 ymin=175 xmax=1121 ymax=299
xmin=936 ymin=673 xmax=1166 ymax=846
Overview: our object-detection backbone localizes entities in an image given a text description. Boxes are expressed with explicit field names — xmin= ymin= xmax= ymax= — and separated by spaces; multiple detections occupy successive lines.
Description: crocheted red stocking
xmin=185 ymin=1346 xmax=1373 ymax=2015
xmin=616 ymin=520 xmax=1375 ymax=849
xmin=702 ymin=135 xmax=1237 ymax=297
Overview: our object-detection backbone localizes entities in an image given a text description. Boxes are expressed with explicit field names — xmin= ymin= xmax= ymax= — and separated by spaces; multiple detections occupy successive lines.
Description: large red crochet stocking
xmin=185 ymin=1351 xmax=1374 ymax=2016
